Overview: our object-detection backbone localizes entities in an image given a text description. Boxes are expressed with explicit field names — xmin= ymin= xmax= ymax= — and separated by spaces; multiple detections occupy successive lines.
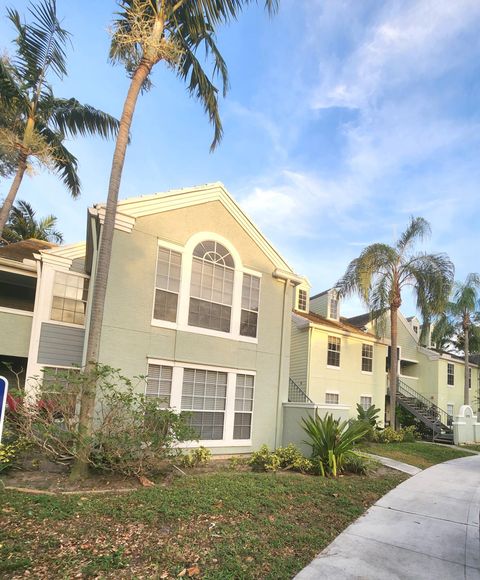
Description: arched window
xmin=188 ymin=241 xmax=235 ymax=332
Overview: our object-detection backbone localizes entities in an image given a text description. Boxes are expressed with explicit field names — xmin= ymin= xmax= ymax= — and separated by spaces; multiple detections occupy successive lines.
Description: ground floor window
xmin=360 ymin=396 xmax=372 ymax=411
xmin=146 ymin=361 xmax=255 ymax=443
xmin=447 ymin=404 xmax=454 ymax=416
xmin=325 ymin=392 xmax=339 ymax=405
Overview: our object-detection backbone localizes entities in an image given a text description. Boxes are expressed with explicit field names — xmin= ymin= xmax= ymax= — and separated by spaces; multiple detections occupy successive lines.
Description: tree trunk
xmin=0 ymin=152 xmax=27 ymax=238
xmin=389 ymin=306 xmax=399 ymax=429
xmin=70 ymin=60 xmax=153 ymax=480
xmin=464 ymin=319 xmax=470 ymax=405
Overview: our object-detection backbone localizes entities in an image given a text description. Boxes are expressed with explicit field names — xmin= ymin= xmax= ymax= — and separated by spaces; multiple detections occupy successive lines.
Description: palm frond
xmin=48 ymin=98 xmax=120 ymax=139
xmin=38 ymin=124 xmax=80 ymax=197
xmin=396 ymin=216 xmax=431 ymax=255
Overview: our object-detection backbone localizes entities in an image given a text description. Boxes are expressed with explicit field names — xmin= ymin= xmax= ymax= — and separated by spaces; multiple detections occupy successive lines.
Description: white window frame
xmin=447 ymin=403 xmax=454 ymax=417
xmin=49 ymin=270 xmax=89 ymax=329
xmin=150 ymin=233 xmax=262 ymax=343
xmin=360 ymin=395 xmax=373 ymax=411
xmin=152 ymin=245 xmax=182 ymax=325
xmin=327 ymin=335 xmax=341 ymax=369
xmin=297 ymin=288 xmax=307 ymax=312
xmin=361 ymin=343 xmax=373 ymax=374
xmin=447 ymin=363 xmax=455 ymax=387
xmin=146 ymin=358 xmax=255 ymax=447
xmin=325 ymin=391 xmax=340 ymax=405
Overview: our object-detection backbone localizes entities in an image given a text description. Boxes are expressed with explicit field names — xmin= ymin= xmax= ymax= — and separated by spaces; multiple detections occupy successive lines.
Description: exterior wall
xmin=0 ymin=310 xmax=32 ymax=358
xmin=437 ymin=357 xmax=478 ymax=415
xmin=309 ymin=294 xmax=328 ymax=317
xmin=306 ymin=327 xmax=387 ymax=423
xmin=289 ymin=319 xmax=309 ymax=390
xmin=37 ymin=323 xmax=85 ymax=367
xmin=96 ymin=200 xmax=294 ymax=453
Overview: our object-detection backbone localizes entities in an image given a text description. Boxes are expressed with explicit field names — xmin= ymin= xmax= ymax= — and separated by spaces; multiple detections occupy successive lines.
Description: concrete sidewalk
xmin=295 ymin=454 xmax=480 ymax=579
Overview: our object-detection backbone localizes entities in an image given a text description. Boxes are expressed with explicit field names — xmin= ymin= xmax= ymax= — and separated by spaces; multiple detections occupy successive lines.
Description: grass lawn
xmin=1 ymin=470 xmax=405 ymax=579
xmin=460 ymin=444 xmax=480 ymax=452
xmin=358 ymin=441 xmax=474 ymax=469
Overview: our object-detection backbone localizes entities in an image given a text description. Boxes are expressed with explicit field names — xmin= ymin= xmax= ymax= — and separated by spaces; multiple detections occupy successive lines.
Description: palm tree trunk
xmin=70 ymin=60 xmax=153 ymax=480
xmin=389 ymin=306 xmax=399 ymax=429
xmin=464 ymin=321 xmax=470 ymax=405
xmin=0 ymin=152 xmax=27 ymax=238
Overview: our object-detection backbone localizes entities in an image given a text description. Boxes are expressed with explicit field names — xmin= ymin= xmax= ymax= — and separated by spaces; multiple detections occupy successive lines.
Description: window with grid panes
xmin=42 ymin=367 xmax=79 ymax=417
xmin=146 ymin=364 xmax=173 ymax=407
xmin=188 ymin=241 xmax=234 ymax=332
xmin=327 ymin=336 xmax=341 ymax=367
xmin=330 ymin=295 xmax=338 ymax=319
xmin=153 ymin=247 xmax=181 ymax=322
xmin=325 ymin=392 xmax=339 ymax=404
xmin=51 ymin=272 xmax=88 ymax=325
xmin=362 ymin=344 xmax=373 ymax=372
xmin=297 ymin=289 xmax=307 ymax=311
xmin=234 ymin=374 xmax=254 ymax=439
xmin=181 ymin=368 xmax=227 ymax=439
xmin=240 ymin=274 xmax=260 ymax=337
xmin=360 ymin=396 xmax=372 ymax=411
xmin=447 ymin=363 xmax=454 ymax=386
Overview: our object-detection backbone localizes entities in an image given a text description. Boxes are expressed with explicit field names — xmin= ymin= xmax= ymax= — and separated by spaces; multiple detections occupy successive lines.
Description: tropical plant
xmin=1 ymin=199 xmax=63 ymax=244
xmin=356 ymin=403 xmax=381 ymax=427
xmin=432 ymin=273 xmax=480 ymax=404
xmin=249 ymin=443 xmax=313 ymax=473
xmin=336 ymin=217 xmax=454 ymax=429
xmin=302 ymin=413 xmax=370 ymax=477
xmin=74 ymin=0 xmax=279 ymax=480
xmin=0 ymin=0 xmax=119 ymax=236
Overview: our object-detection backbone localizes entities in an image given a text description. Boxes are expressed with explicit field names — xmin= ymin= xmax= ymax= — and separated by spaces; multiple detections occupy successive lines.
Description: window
xmin=188 ymin=241 xmax=234 ymax=332
xmin=362 ymin=344 xmax=373 ymax=372
xmin=154 ymin=247 xmax=181 ymax=322
xmin=469 ymin=367 xmax=472 ymax=389
xmin=447 ymin=363 xmax=454 ymax=386
xmin=297 ymin=289 xmax=307 ymax=311
xmin=240 ymin=274 xmax=260 ymax=338
xmin=234 ymin=374 xmax=255 ymax=439
xmin=360 ymin=396 xmax=372 ymax=411
xmin=146 ymin=364 xmax=172 ymax=408
xmin=327 ymin=336 xmax=341 ymax=367
xmin=413 ymin=325 xmax=419 ymax=334
xmin=447 ymin=404 xmax=454 ymax=417
xmin=42 ymin=367 xmax=79 ymax=417
xmin=51 ymin=272 xmax=88 ymax=325
xmin=329 ymin=295 xmax=338 ymax=319
xmin=325 ymin=392 xmax=339 ymax=404
xmin=181 ymin=368 xmax=227 ymax=440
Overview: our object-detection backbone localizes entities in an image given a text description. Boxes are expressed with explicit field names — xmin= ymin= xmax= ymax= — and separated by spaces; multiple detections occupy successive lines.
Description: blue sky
xmin=1 ymin=0 xmax=480 ymax=316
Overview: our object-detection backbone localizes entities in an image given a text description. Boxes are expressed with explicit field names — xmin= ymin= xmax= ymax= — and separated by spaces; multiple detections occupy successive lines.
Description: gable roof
xmin=293 ymin=309 xmax=380 ymax=340
xmin=347 ymin=312 xmax=372 ymax=329
xmin=91 ymin=182 xmax=294 ymax=273
xmin=0 ymin=239 xmax=56 ymax=263
xmin=310 ymin=289 xmax=330 ymax=300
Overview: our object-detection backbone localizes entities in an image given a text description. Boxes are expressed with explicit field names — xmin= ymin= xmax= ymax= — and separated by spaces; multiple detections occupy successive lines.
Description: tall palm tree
xmin=72 ymin=0 xmax=279 ymax=479
xmin=2 ymin=199 xmax=63 ymax=244
xmin=432 ymin=274 xmax=480 ymax=405
xmin=336 ymin=217 xmax=454 ymax=429
xmin=0 ymin=0 xmax=120 ymax=237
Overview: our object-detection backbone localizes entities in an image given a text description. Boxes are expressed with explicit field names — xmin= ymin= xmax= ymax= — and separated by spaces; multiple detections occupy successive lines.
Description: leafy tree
xmin=336 ymin=217 xmax=454 ymax=429
xmin=73 ymin=0 xmax=279 ymax=479
xmin=0 ymin=0 xmax=119 ymax=237
xmin=432 ymin=273 xmax=480 ymax=404
xmin=2 ymin=199 xmax=63 ymax=244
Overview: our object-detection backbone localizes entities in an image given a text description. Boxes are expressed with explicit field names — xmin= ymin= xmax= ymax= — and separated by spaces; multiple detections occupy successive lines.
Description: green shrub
xmin=0 ymin=422 xmax=28 ymax=473
xmin=178 ymin=446 xmax=212 ymax=468
xmin=302 ymin=413 xmax=370 ymax=477
xmin=249 ymin=444 xmax=313 ymax=473
xmin=11 ymin=364 xmax=197 ymax=478
xmin=373 ymin=425 xmax=419 ymax=443
xmin=228 ymin=456 xmax=247 ymax=470
xmin=342 ymin=453 xmax=370 ymax=475
xmin=356 ymin=403 xmax=381 ymax=427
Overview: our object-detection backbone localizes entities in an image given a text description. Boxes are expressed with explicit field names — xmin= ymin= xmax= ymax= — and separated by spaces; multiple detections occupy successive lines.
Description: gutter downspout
xmin=273 ymin=269 xmax=302 ymax=448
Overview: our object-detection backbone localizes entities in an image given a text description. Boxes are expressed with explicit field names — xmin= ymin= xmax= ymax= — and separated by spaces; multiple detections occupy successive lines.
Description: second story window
xmin=154 ymin=247 xmax=182 ymax=322
xmin=298 ymin=289 xmax=307 ymax=311
xmin=240 ymin=274 xmax=260 ymax=337
xmin=362 ymin=344 xmax=373 ymax=372
xmin=447 ymin=363 xmax=454 ymax=386
xmin=51 ymin=272 xmax=88 ymax=325
xmin=188 ymin=241 xmax=234 ymax=333
xmin=327 ymin=336 xmax=341 ymax=367
xmin=325 ymin=392 xmax=339 ymax=404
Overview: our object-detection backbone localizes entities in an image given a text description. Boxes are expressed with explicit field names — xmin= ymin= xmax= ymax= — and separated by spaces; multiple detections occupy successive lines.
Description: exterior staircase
xmin=396 ymin=379 xmax=454 ymax=443
xmin=288 ymin=378 xmax=313 ymax=404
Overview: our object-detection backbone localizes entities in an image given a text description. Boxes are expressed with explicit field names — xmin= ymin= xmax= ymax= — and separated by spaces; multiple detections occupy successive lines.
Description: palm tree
xmin=2 ymin=199 xmax=63 ymax=244
xmin=336 ymin=217 xmax=454 ymax=429
xmin=72 ymin=0 xmax=278 ymax=479
xmin=432 ymin=274 xmax=480 ymax=405
xmin=0 ymin=0 xmax=120 ymax=237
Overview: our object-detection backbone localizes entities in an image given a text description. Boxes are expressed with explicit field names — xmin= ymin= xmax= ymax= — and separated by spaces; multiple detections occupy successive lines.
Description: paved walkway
xmin=363 ymin=452 xmax=422 ymax=476
xmin=295 ymin=454 xmax=480 ymax=579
